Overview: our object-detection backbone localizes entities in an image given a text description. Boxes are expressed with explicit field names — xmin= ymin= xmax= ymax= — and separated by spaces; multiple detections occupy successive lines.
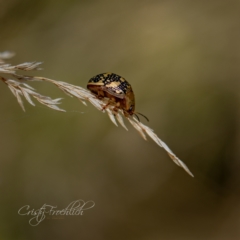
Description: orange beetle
xmin=87 ymin=73 xmax=148 ymax=121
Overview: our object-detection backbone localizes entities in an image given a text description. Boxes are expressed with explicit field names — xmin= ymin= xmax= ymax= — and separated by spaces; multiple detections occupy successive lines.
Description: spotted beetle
xmin=87 ymin=73 xmax=148 ymax=121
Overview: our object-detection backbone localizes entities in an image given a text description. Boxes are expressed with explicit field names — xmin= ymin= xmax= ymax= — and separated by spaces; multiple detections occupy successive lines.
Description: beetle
xmin=87 ymin=72 xmax=148 ymax=121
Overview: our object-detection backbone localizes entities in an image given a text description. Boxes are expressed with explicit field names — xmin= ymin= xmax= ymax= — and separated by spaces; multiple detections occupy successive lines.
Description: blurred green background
xmin=1 ymin=0 xmax=240 ymax=239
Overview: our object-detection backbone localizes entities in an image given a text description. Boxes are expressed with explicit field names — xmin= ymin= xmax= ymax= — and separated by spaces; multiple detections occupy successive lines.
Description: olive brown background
xmin=0 ymin=0 xmax=240 ymax=239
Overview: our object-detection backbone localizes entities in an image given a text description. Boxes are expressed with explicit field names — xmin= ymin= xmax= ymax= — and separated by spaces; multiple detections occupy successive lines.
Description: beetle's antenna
xmin=131 ymin=112 xmax=149 ymax=122
xmin=133 ymin=113 xmax=140 ymax=122
xmin=136 ymin=112 xmax=149 ymax=122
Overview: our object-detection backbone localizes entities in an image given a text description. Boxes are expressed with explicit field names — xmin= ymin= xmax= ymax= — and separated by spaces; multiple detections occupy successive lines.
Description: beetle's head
xmin=123 ymin=89 xmax=149 ymax=122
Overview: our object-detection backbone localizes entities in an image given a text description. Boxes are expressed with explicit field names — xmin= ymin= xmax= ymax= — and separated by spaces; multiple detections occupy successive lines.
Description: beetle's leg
xmin=112 ymin=105 xmax=119 ymax=112
xmin=112 ymin=102 xmax=121 ymax=116
xmin=102 ymin=101 xmax=111 ymax=111
xmin=96 ymin=89 xmax=105 ymax=99
xmin=101 ymin=98 xmax=114 ymax=111
xmin=102 ymin=100 xmax=120 ymax=114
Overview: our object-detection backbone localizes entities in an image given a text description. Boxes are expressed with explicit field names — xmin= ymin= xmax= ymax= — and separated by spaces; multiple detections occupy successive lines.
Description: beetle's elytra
xmin=87 ymin=73 xmax=148 ymax=121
